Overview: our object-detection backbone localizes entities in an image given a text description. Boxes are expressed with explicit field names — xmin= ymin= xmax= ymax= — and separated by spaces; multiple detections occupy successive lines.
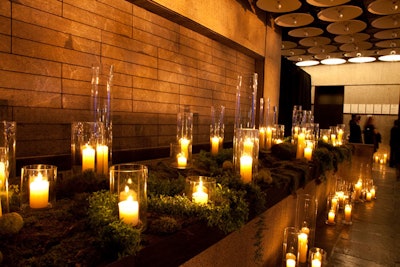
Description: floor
xmin=314 ymin=164 xmax=400 ymax=267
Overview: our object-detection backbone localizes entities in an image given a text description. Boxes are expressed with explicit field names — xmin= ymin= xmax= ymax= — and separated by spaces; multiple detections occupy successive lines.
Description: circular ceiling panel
xmin=314 ymin=52 xmax=345 ymax=60
xmin=327 ymin=20 xmax=367 ymax=34
xmin=344 ymin=50 xmax=377 ymax=57
xmin=371 ymin=14 xmax=400 ymax=29
xmin=308 ymin=45 xmax=337 ymax=54
xmin=339 ymin=42 xmax=373 ymax=52
xmin=288 ymin=27 xmax=324 ymax=37
xmin=281 ymin=49 xmax=306 ymax=56
xmin=274 ymin=13 xmax=314 ymax=27
xmin=299 ymin=36 xmax=331 ymax=46
xmin=287 ymin=55 xmax=315 ymax=61
xmin=318 ymin=5 xmax=363 ymax=22
xmin=374 ymin=28 xmax=400 ymax=39
xmin=368 ymin=0 xmax=400 ymax=15
xmin=375 ymin=39 xmax=400 ymax=47
xmin=377 ymin=47 xmax=400 ymax=55
xmin=306 ymin=0 xmax=350 ymax=8
xmin=334 ymin=33 xmax=370 ymax=43
xmin=282 ymin=41 xmax=297 ymax=49
xmin=256 ymin=0 xmax=302 ymax=13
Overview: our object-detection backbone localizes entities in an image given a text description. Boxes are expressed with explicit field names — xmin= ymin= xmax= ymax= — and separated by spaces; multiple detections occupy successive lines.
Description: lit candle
xmin=311 ymin=259 xmax=321 ymax=267
xmin=336 ymin=190 xmax=345 ymax=208
xmin=298 ymin=232 xmax=308 ymax=263
xmin=304 ymin=146 xmax=313 ymax=161
xmin=354 ymin=180 xmax=362 ymax=199
xmin=344 ymin=203 xmax=352 ymax=223
xmin=370 ymin=187 xmax=376 ymax=199
xmin=301 ymin=226 xmax=310 ymax=235
xmin=0 ymin=162 xmax=6 ymax=188
xmin=322 ymin=135 xmax=329 ymax=143
xmin=82 ymin=144 xmax=95 ymax=171
xmin=286 ymin=258 xmax=296 ymax=267
xmin=328 ymin=209 xmax=335 ymax=224
xmin=259 ymin=127 xmax=266 ymax=150
xmin=337 ymin=129 xmax=343 ymax=145
xmin=286 ymin=252 xmax=296 ymax=260
xmin=275 ymin=139 xmax=283 ymax=144
xmin=380 ymin=159 xmax=384 ymax=164
xmin=211 ymin=136 xmax=220 ymax=155
xmin=177 ymin=153 xmax=187 ymax=168
xmin=96 ymin=144 xmax=109 ymax=175
xmin=266 ymin=127 xmax=272 ymax=150
xmin=119 ymin=185 xmax=137 ymax=201
xmin=296 ymin=133 xmax=305 ymax=159
xmin=331 ymin=134 xmax=336 ymax=146
xmin=29 ymin=173 xmax=49 ymax=209
xmin=240 ymin=155 xmax=253 ymax=183
xmin=366 ymin=191 xmax=372 ymax=201
xmin=192 ymin=180 xmax=208 ymax=204
xmin=383 ymin=153 xmax=387 ymax=163
xmin=180 ymin=137 xmax=190 ymax=158
xmin=0 ymin=200 xmax=2 ymax=217
xmin=375 ymin=156 xmax=379 ymax=163
xmin=331 ymin=196 xmax=338 ymax=211
xmin=118 ymin=196 xmax=139 ymax=226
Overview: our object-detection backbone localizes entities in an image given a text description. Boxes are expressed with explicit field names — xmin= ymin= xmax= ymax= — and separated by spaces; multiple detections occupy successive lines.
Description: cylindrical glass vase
xmin=110 ymin=163 xmax=148 ymax=229
xmin=309 ymin=247 xmax=327 ymax=267
xmin=71 ymin=122 xmax=106 ymax=175
xmin=233 ymin=128 xmax=259 ymax=183
xmin=185 ymin=176 xmax=216 ymax=205
xmin=282 ymin=226 xmax=298 ymax=267
xmin=0 ymin=121 xmax=16 ymax=182
xmin=176 ymin=112 xmax=193 ymax=166
xmin=20 ymin=164 xmax=57 ymax=210
xmin=0 ymin=147 xmax=9 ymax=214
xmin=295 ymin=193 xmax=317 ymax=259
xmin=210 ymin=105 xmax=225 ymax=156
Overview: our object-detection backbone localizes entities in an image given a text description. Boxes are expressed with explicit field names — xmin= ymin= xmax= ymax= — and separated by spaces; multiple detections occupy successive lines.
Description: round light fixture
xmin=348 ymin=54 xmax=376 ymax=63
xmin=378 ymin=50 xmax=400 ymax=61
xmin=296 ymin=60 xmax=320 ymax=66
xmin=321 ymin=57 xmax=346 ymax=65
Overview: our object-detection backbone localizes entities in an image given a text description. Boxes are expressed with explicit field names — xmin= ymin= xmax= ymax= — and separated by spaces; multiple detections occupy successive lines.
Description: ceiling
xmin=254 ymin=0 xmax=400 ymax=64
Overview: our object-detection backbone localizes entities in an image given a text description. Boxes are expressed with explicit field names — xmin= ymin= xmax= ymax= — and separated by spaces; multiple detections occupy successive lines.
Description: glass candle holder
xmin=233 ymin=128 xmax=259 ymax=183
xmin=176 ymin=111 xmax=193 ymax=164
xmin=336 ymin=124 xmax=345 ymax=145
xmin=295 ymin=194 xmax=317 ymax=254
xmin=21 ymin=164 xmax=57 ymax=210
xmin=342 ymin=200 xmax=353 ymax=225
xmin=319 ymin=129 xmax=331 ymax=143
xmin=110 ymin=163 xmax=148 ymax=229
xmin=185 ymin=176 xmax=216 ymax=205
xmin=273 ymin=124 xmax=285 ymax=145
xmin=170 ymin=142 xmax=191 ymax=169
xmin=329 ymin=126 xmax=337 ymax=146
xmin=71 ymin=122 xmax=106 ymax=175
xmin=282 ymin=226 xmax=298 ymax=267
xmin=309 ymin=247 xmax=327 ymax=267
xmin=0 ymin=121 xmax=16 ymax=182
xmin=0 ymin=147 xmax=9 ymax=215
xmin=210 ymin=105 xmax=225 ymax=156
xmin=326 ymin=194 xmax=338 ymax=225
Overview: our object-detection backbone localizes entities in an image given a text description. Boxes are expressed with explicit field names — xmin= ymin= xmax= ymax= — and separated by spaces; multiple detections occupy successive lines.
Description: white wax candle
xmin=370 ymin=187 xmax=376 ymax=199
xmin=331 ymin=134 xmax=336 ymax=146
xmin=331 ymin=197 xmax=338 ymax=211
xmin=29 ymin=173 xmax=49 ymax=209
xmin=301 ymin=226 xmax=310 ymax=235
xmin=96 ymin=144 xmax=109 ymax=175
xmin=298 ymin=232 xmax=308 ymax=263
xmin=266 ymin=127 xmax=272 ymax=150
xmin=328 ymin=209 xmax=335 ymax=224
xmin=275 ymin=139 xmax=283 ymax=144
xmin=311 ymin=259 xmax=321 ymax=267
xmin=344 ymin=204 xmax=352 ymax=222
xmin=82 ymin=144 xmax=95 ymax=171
xmin=118 ymin=196 xmax=139 ymax=226
xmin=337 ymin=129 xmax=343 ymax=144
xmin=375 ymin=156 xmax=379 ymax=163
xmin=304 ymin=146 xmax=313 ymax=161
xmin=286 ymin=258 xmax=296 ymax=267
xmin=0 ymin=162 xmax=6 ymax=188
xmin=240 ymin=155 xmax=253 ymax=183
xmin=286 ymin=252 xmax=296 ymax=260
xmin=192 ymin=180 xmax=208 ymax=204
xmin=0 ymin=200 xmax=2 ymax=217
xmin=366 ymin=191 xmax=372 ymax=201
xmin=180 ymin=138 xmax=190 ymax=158
xmin=177 ymin=153 xmax=187 ymax=168
xmin=296 ymin=133 xmax=305 ymax=159
xmin=211 ymin=136 xmax=220 ymax=155
xmin=322 ymin=135 xmax=329 ymax=143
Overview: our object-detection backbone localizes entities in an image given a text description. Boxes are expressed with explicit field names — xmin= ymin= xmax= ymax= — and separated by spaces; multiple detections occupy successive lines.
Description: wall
xmin=0 ymin=0 xmax=271 ymax=161
xmin=302 ymin=62 xmax=400 ymax=153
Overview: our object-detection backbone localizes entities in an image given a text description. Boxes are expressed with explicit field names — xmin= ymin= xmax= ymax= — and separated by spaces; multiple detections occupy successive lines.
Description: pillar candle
xmin=243 ymin=138 xmax=253 ymax=155
xmin=322 ymin=135 xmax=329 ymax=143
xmin=328 ymin=209 xmax=335 ymax=224
xmin=337 ymin=129 xmax=343 ymax=145
xmin=266 ymin=127 xmax=272 ymax=150
xmin=211 ymin=136 xmax=220 ymax=155
xmin=286 ymin=259 xmax=296 ymax=267
xmin=0 ymin=162 xmax=6 ymax=188
xmin=177 ymin=153 xmax=187 ymax=168
xmin=311 ymin=259 xmax=321 ymax=267
xmin=259 ymin=127 xmax=266 ymax=150
xmin=296 ymin=133 xmax=305 ymax=159
xmin=82 ymin=144 xmax=95 ymax=171
xmin=240 ymin=155 xmax=253 ymax=183
xmin=344 ymin=204 xmax=352 ymax=223
xmin=366 ymin=191 xmax=372 ymax=201
xmin=370 ymin=187 xmax=376 ymax=199
xmin=331 ymin=197 xmax=338 ymax=211
xmin=298 ymin=232 xmax=308 ymax=263
xmin=180 ymin=138 xmax=190 ymax=158
xmin=304 ymin=146 xmax=313 ymax=161
xmin=331 ymin=134 xmax=336 ymax=146
xmin=118 ymin=196 xmax=139 ymax=226
xmin=96 ymin=144 xmax=109 ymax=175
xmin=29 ymin=173 xmax=49 ymax=209
xmin=0 ymin=200 xmax=2 ymax=217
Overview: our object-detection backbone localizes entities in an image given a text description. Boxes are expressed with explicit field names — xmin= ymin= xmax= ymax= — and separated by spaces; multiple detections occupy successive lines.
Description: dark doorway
xmin=314 ymin=86 xmax=344 ymax=129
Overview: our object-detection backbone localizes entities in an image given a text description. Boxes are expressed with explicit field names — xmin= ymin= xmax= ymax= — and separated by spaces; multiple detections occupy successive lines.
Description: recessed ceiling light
xmin=296 ymin=60 xmax=320 ymax=66
xmin=320 ymin=58 xmax=346 ymax=65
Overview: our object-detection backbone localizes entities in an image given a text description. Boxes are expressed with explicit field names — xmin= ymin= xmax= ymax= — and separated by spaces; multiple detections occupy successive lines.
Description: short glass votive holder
xmin=71 ymin=121 xmax=106 ymax=175
xmin=336 ymin=124 xmax=345 ymax=145
xmin=20 ymin=164 xmax=57 ymax=210
xmin=319 ymin=129 xmax=331 ymax=143
xmin=325 ymin=195 xmax=337 ymax=225
xmin=110 ymin=163 xmax=148 ymax=229
xmin=185 ymin=176 xmax=216 ymax=205
xmin=282 ymin=226 xmax=298 ymax=267
xmin=210 ymin=124 xmax=224 ymax=156
xmin=309 ymin=247 xmax=327 ymax=267
xmin=273 ymin=124 xmax=285 ymax=145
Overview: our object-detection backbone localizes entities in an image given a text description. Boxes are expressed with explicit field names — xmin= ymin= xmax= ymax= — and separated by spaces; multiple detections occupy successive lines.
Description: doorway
xmin=314 ymin=86 xmax=344 ymax=129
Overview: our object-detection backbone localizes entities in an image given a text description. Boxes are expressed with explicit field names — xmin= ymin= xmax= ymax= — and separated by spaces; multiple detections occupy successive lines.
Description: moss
xmin=0 ymin=212 xmax=24 ymax=235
